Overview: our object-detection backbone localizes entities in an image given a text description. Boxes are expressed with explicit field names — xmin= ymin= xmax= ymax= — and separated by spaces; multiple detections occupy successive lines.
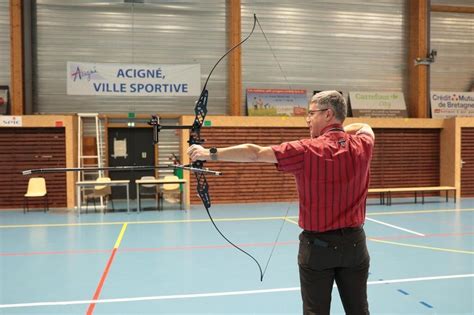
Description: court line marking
xmin=114 ymin=223 xmax=128 ymax=249
xmin=86 ymin=223 xmax=127 ymax=315
xmin=0 ymin=208 xmax=472 ymax=229
xmin=367 ymin=208 xmax=474 ymax=216
xmin=368 ymin=238 xmax=474 ymax=255
xmin=2 ymin=231 xmax=473 ymax=257
xmin=285 ymin=217 xmax=298 ymax=225
xmin=0 ymin=241 xmax=298 ymax=257
xmin=367 ymin=231 xmax=474 ymax=241
xmin=284 ymin=218 xmax=473 ymax=254
xmin=0 ymin=216 xmax=289 ymax=229
xmin=0 ymin=274 xmax=472 ymax=309
xmin=365 ymin=217 xmax=425 ymax=236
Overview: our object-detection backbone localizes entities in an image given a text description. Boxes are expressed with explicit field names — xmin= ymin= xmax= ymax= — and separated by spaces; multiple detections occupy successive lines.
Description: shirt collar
xmin=320 ymin=123 xmax=344 ymax=135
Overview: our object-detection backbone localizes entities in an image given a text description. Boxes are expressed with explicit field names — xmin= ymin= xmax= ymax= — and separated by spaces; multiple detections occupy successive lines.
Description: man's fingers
xmin=187 ymin=144 xmax=197 ymax=155
xmin=187 ymin=144 xmax=208 ymax=162
xmin=191 ymin=152 xmax=206 ymax=162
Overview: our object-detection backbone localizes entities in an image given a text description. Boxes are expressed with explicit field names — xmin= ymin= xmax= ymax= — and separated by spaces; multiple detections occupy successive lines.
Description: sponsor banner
xmin=431 ymin=91 xmax=474 ymax=118
xmin=349 ymin=91 xmax=407 ymax=117
xmin=246 ymin=88 xmax=308 ymax=116
xmin=0 ymin=116 xmax=22 ymax=127
xmin=67 ymin=62 xmax=201 ymax=96
xmin=0 ymin=86 xmax=8 ymax=115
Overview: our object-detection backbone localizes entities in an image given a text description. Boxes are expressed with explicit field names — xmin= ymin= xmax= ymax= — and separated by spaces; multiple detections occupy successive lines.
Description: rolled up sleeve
xmin=271 ymin=140 xmax=306 ymax=174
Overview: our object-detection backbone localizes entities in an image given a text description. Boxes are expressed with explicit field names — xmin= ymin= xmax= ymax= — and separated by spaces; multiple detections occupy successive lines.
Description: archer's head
xmin=306 ymin=90 xmax=347 ymax=138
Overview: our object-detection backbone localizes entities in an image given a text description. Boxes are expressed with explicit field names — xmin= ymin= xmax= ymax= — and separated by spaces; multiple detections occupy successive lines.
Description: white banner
xmin=349 ymin=91 xmax=407 ymax=117
xmin=0 ymin=116 xmax=22 ymax=127
xmin=67 ymin=62 xmax=201 ymax=96
xmin=431 ymin=91 xmax=474 ymax=118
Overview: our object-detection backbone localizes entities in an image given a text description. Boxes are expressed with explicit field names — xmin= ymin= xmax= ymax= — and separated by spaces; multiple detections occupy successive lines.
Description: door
xmin=108 ymin=128 xmax=155 ymax=200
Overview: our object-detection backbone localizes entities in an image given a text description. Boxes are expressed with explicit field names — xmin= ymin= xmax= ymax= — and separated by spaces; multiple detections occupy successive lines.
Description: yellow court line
xmin=0 ymin=208 xmax=472 ymax=229
xmin=368 ymin=238 xmax=474 ymax=255
xmin=114 ymin=223 xmax=128 ymax=249
xmin=0 ymin=216 xmax=292 ymax=229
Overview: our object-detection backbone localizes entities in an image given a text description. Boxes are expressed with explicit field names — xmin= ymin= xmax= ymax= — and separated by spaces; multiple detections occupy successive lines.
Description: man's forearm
xmin=187 ymin=143 xmax=277 ymax=163
xmin=216 ymin=144 xmax=266 ymax=162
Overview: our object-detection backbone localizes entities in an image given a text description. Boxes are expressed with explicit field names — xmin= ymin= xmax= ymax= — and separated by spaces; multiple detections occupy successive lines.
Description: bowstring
xmin=261 ymin=201 xmax=293 ymax=279
xmin=253 ymin=15 xmax=295 ymax=280
xmin=255 ymin=16 xmax=292 ymax=90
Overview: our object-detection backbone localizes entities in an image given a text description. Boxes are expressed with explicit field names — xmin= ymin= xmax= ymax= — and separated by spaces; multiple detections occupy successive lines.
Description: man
xmin=188 ymin=90 xmax=374 ymax=315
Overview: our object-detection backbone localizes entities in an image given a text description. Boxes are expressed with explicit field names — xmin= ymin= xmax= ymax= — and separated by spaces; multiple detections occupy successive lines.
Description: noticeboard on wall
xmin=349 ymin=91 xmax=407 ymax=117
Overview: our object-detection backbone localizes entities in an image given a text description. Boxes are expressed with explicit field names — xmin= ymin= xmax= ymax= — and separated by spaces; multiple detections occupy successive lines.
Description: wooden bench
xmin=368 ymin=186 xmax=457 ymax=206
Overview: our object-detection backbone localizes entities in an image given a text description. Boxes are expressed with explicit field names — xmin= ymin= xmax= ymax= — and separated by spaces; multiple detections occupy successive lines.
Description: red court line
xmin=119 ymin=240 xmax=297 ymax=252
xmin=0 ymin=241 xmax=297 ymax=257
xmin=86 ymin=248 xmax=117 ymax=315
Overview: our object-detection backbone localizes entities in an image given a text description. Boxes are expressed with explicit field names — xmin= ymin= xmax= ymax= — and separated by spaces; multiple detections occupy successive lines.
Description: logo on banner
xmin=70 ymin=65 xmax=103 ymax=82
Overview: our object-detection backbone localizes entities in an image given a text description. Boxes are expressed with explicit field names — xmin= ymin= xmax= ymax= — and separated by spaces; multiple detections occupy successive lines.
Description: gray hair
xmin=310 ymin=90 xmax=347 ymax=121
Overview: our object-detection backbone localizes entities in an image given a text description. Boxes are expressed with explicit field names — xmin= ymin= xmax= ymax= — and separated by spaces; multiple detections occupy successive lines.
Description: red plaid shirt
xmin=272 ymin=123 xmax=374 ymax=232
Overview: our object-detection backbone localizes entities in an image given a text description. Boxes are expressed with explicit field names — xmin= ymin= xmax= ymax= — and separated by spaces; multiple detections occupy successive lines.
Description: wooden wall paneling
xmin=190 ymin=127 xmax=307 ymax=204
xmin=82 ymin=136 xmax=97 ymax=166
xmin=179 ymin=115 xmax=190 ymax=209
xmin=369 ymin=128 xmax=441 ymax=198
xmin=190 ymin=127 xmax=442 ymax=204
xmin=0 ymin=128 xmax=67 ymax=209
xmin=440 ymin=118 xmax=458 ymax=196
xmin=461 ymin=127 xmax=474 ymax=197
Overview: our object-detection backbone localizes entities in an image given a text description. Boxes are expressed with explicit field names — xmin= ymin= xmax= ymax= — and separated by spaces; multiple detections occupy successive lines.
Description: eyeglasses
xmin=307 ymin=108 xmax=328 ymax=117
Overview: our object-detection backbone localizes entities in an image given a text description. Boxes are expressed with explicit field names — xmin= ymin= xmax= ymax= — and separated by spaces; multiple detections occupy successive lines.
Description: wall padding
xmin=0 ymin=128 xmax=67 ymax=209
xmin=461 ymin=127 xmax=474 ymax=197
xmin=190 ymin=127 xmax=441 ymax=204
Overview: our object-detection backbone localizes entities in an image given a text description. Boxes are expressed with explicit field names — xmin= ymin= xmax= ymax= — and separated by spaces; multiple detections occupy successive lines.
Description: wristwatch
xmin=209 ymin=147 xmax=218 ymax=161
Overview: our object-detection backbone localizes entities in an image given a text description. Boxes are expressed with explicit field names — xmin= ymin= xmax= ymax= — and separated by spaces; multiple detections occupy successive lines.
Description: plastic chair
xmin=158 ymin=175 xmax=182 ymax=210
xmin=85 ymin=177 xmax=114 ymax=213
xmin=23 ymin=177 xmax=48 ymax=213
xmin=138 ymin=176 xmax=160 ymax=210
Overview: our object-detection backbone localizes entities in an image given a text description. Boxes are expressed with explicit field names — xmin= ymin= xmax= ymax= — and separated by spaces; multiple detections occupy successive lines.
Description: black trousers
xmin=298 ymin=227 xmax=370 ymax=315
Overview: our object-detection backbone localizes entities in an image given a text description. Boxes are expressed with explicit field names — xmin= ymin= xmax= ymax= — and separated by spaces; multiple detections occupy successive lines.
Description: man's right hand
xmin=187 ymin=144 xmax=210 ymax=162
xmin=344 ymin=123 xmax=374 ymax=139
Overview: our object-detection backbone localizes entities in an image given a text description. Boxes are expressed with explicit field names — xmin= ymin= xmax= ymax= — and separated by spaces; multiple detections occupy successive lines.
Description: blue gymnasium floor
xmin=0 ymin=198 xmax=473 ymax=315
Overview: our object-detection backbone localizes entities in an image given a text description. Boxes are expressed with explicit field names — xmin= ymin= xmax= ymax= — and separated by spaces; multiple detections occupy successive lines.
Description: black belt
xmin=303 ymin=225 xmax=363 ymax=235
xmin=301 ymin=226 xmax=363 ymax=248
